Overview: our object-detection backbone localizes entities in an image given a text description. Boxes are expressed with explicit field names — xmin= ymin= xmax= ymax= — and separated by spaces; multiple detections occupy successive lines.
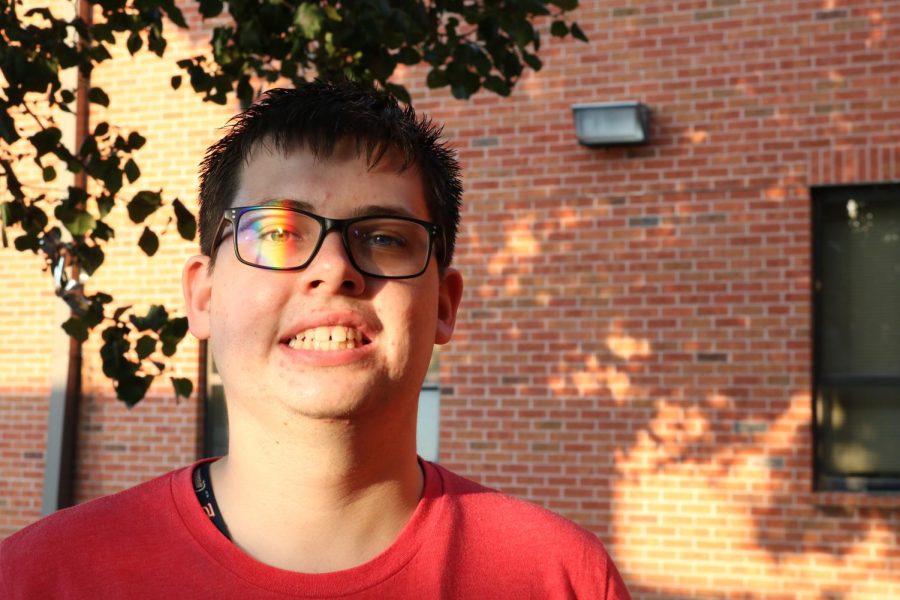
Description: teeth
xmin=287 ymin=325 xmax=364 ymax=351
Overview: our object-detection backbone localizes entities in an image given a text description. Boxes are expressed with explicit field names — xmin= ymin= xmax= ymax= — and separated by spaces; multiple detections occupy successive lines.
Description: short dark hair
xmin=197 ymin=79 xmax=462 ymax=270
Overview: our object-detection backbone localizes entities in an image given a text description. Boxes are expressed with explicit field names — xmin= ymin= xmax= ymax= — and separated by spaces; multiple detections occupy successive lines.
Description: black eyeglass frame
xmin=210 ymin=205 xmax=445 ymax=280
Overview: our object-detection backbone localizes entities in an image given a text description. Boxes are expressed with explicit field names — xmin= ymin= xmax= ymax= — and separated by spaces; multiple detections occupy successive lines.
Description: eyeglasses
xmin=211 ymin=205 xmax=443 ymax=279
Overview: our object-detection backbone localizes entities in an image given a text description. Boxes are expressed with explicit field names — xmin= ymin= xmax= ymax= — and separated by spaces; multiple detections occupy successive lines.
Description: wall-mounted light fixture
xmin=571 ymin=102 xmax=651 ymax=147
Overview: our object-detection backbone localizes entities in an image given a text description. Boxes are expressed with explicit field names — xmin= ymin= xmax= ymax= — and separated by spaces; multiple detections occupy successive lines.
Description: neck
xmin=210 ymin=400 xmax=423 ymax=573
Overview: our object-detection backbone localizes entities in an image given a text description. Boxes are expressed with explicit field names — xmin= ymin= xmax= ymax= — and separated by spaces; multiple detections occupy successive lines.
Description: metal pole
xmin=41 ymin=0 xmax=90 ymax=514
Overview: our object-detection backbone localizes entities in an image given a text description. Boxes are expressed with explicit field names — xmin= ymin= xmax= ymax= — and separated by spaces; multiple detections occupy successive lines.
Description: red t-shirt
xmin=0 ymin=460 xmax=631 ymax=598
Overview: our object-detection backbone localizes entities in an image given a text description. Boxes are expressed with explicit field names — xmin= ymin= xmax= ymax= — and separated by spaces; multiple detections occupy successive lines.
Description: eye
xmin=360 ymin=231 xmax=408 ymax=248
xmin=258 ymin=226 xmax=297 ymax=243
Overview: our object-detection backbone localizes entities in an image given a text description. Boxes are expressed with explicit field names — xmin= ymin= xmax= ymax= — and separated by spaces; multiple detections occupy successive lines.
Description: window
xmin=416 ymin=347 xmax=442 ymax=463
xmin=203 ymin=346 xmax=228 ymax=458
xmin=813 ymin=183 xmax=900 ymax=492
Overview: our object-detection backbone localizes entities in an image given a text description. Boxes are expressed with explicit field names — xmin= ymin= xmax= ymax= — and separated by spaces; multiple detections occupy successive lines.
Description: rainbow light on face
xmin=237 ymin=210 xmax=317 ymax=268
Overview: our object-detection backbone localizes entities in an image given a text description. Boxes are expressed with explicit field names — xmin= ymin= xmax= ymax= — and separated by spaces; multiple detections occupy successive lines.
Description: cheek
xmin=209 ymin=276 xmax=282 ymax=357
xmin=389 ymin=292 xmax=439 ymax=358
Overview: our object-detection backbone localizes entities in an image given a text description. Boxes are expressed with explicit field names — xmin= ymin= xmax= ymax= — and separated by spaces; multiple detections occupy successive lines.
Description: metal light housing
xmin=572 ymin=102 xmax=651 ymax=147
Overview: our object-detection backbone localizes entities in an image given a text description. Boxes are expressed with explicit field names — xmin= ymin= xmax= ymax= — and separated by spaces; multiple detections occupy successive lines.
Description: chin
xmin=277 ymin=391 xmax=380 ymax=421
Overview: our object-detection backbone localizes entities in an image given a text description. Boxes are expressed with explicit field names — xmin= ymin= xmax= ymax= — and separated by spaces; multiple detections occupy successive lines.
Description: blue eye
xmin=362 ymin=232 xmax=408 ymax=248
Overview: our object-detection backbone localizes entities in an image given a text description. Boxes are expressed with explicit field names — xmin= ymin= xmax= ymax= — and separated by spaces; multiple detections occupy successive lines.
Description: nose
xmin=300 ymin=231 xmax=366 ymax=295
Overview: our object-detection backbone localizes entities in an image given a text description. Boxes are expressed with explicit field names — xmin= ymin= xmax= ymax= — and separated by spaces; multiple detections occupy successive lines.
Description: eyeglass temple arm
xmin=209 ymin=212 xmax=236 ymax=256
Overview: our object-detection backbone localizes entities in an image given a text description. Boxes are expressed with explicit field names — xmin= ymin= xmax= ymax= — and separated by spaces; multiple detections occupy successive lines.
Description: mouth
xmin=285 ymin=325 xmax=372 ymax=351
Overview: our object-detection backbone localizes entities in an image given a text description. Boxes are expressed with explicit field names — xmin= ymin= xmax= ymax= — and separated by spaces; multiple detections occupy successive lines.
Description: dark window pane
xmin=819 ymin=193 xmax=900 ymax=376
xmin=204 ymin=383 xmax=229 ymax=458
xmin=203 ymin=353 xmax=229 ymax=458
xmin=817 ymin=385 xmax=900 ymax=476
xmin=814 ymin=183 xmax=900 ymax=490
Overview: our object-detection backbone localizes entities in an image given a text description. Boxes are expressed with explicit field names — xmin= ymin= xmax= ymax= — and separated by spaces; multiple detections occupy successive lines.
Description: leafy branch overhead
xmin=176 ymin=0 xmax=587 ymax=104
xmin=0 ymin=0 xmax=586 ymax=405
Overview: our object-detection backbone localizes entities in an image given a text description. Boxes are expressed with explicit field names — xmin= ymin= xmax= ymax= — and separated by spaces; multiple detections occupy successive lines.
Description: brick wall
xmin=2 ymin=1 xmax=898 ymax=598
xmin=405 ymin=1 xmax=900 ymax=597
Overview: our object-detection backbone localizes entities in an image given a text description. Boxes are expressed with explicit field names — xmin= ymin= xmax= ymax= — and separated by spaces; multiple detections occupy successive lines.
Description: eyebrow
xmin=255 ymin=198 xmax=420 ymax=220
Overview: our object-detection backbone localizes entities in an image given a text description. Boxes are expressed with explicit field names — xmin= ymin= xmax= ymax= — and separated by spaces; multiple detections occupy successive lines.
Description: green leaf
xmin=171 ymin=75 xmax=182 ymax=90
xmin=550 ymin=0 xmax=578 ymax=10
xmin=130 ymin=305 xmax=169 ymax=332
xmin=172 ymin=199 xmax=196 ymax=241
xmin=571 ymin=22 xmax=588 ymax=42
xmin=295 ymin=4 xmax=324 ymax=38
xmin=171 ymin=377 xmax=193 ymax=399
xmin=90 ymin=220 xmax=112 ymax=242
xmin=148 ymin=27 xmax=167 ymax=56
xmin=236 ymin=77 xmax=253 ymax=107
xmin=61 ymin=208 xmax=96 ymax=237
xmin=101 ymin=325 xmax=134 ymax=378
xmin=22 ymin=205 xmax=49 ymax=234
xmin=0 ymin=203 xmax=8 ymax=248
xmin=550 ymin=20 xmax=569 ymax=37
xmin=97 ymin=160 xmax=123 ymax=194
xmin=322 ymin=4 xmax=341 ymax=21
xmin=96 ymin=193 xmax=115 ymax=218
xmin=116 ymin=374 xmax=152 ymax=406
xmin=42 ymin=166 xmax=57 ymax=182
xmin=127 ymin=31 xmax=143 ymax=55
xmin=82 ymin=298 xmax=105 ymax=328
xmin=14 ymin=233 xmax=40 ymax=252
xmin=160 ymin=0 xmax=188 ymax=28
xmin=450 ymin=84 xmax=473 ymax=100
xmin=74 ymin=244 xmax=105 ymax=275
xmin=426 ymin=68 xmax=447 ymax=88
xmin=66 ymin=186 xmax=89 ymax=206
xmin=112 ymin=305 xmax=131 ymax=321
xmin=127 ymin=132 xmax=146 ymax=150
xmin=30 ymin=128 xmax=63 ymax=155
xmin=78 ymin=135 xmax=98 ymax=159
xmin=198 ymin=0 xmax=224 ymax=19
xmin=395 ymin=47 xmax=420 ymax=65
xmin=138 ymin=226 xmax=159 ymax=256
xmin=483 ymin=76 xmax=511 ymax=96
xmin=124 ymin=158 xmax=140 ymax=183
xmin=0 ymin=111 xmax=21 ymax=143
xmin=384 ymin=83 xmax=411 ymax=104
xmin=136 ymin=334 xmax=157 ymax=359
xmin=128 ymin=190 xmax=162 ymax=223
xmin=523 ymin=52 xmax=542 ymax=71
xmin=160 ymin=317 xmax=188 ymax=356
xmin=2 ymin=201 xmax=23 ymax=226
xmin=90 ymin=44 xmax=113 ymax=63
xmin=62 ymin=317 xmax=89 ymax=343
xmin=88 ymin=87 xmax=110 ymax=107
xmin=91 ymin=24 xmax=114 ymax=44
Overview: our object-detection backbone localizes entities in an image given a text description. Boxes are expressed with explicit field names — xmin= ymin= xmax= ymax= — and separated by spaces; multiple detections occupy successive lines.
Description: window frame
xmin=812 ymin=182 xmax=900 ymax=493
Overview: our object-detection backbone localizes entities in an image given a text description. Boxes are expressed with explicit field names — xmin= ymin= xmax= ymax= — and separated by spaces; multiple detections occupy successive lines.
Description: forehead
xmin=233 ymin=140 xmax=428 ymax=220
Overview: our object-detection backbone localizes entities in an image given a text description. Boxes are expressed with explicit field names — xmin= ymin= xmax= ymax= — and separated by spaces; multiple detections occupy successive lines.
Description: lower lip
xmin=278 ymin=340 xmax=376 ymax=367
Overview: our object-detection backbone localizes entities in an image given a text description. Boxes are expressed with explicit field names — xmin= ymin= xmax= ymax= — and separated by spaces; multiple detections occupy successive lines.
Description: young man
xmin=0 ymin=79 xmax=631 ymax=598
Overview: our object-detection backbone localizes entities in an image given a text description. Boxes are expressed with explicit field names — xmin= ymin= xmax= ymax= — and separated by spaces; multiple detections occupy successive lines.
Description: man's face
xmin=183 ymin=142 xmax=462 ymax=426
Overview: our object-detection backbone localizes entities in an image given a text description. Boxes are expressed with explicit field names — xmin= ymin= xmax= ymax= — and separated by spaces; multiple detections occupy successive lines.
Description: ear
xmin=182 ymin=255 xmax=212 ymax=340
xmin=434 ymin=267 xmax=463 ymax=345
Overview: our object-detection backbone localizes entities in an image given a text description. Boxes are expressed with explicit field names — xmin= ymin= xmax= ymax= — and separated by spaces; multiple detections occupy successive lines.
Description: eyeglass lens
xmin=235 ymin=209 xmax=432 ymax=277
